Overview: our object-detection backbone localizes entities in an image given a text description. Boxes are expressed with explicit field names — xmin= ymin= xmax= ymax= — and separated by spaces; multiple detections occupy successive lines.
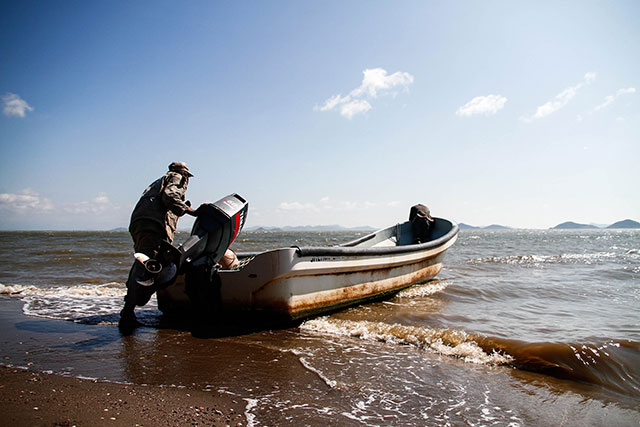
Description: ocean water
xmin=0 ymin=229 xmax=639 ymax=426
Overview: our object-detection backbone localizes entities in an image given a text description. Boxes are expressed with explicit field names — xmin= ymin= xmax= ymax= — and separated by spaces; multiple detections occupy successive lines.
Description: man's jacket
xmin=129 ymin=171 xmax=190 ymax=241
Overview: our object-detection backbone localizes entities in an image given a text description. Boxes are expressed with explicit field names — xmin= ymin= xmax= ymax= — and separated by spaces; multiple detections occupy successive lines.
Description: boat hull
xmin=262 ymin=252 xmax=447 ymax=320
xmin=157 ymin=219 xmax=458 ymax=321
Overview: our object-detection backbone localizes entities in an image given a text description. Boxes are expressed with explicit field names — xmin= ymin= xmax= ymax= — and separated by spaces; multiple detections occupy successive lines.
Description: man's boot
xmin=118 ymin=302 xmax=142 ymax=329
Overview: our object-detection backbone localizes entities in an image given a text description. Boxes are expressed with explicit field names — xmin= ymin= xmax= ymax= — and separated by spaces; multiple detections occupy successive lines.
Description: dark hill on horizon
xmin=458 ymin=223 xmax=479 ymax=230
xmin=458 ymin=223 xmax=512 ymax=230
xmin=552 ymin=219 xmax=640 ymax=229
xmin=459 ymin=219 xmax=639 ymax=230
xmin=244 ymin=225 xmax=375 ymax=232
xmin=607 ymin=219 xmax=640 ymax=229
xmin=551 ymin=221 xmax=599 ymax=230
xmin=484 ymin=224 xmax=512 ymax=230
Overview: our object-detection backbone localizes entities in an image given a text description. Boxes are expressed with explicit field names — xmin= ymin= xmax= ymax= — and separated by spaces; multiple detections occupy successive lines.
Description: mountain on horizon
xmin=458 ymin=223 xmax=512 ymax=230
xmin=460 ymin=218 xmax=640 ymax=230
xmin=551 ymin=219 xmax=640 ymax=229
xmin=245 ymin=225 xmax=376 ymax=232
xmin=484 ymin=224 xmax=512 ymax=230
xmin=607 ymin=219 xmax=640 ymax=229
xmin=551 ymin=221 xmax=599 ymax=230
xmin=458 ymin=223 xmax=479 ymax=230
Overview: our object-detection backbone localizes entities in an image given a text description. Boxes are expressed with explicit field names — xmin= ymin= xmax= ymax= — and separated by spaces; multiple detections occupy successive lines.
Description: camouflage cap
xmin=168 ymin=161 xmax=194 ymax=177
xmin=410 ymin=204 xmax=435 ymax=222
xmin=419 ymin=205 xmax=435 ymax=222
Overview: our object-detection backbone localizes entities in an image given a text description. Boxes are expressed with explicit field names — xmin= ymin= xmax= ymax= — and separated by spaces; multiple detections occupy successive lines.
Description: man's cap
xmin=168 ymin=161 xmax=194 ymax=177
xmin=420 ymin=206 xmax=435 ymax=222
xmin=410 ymin=204 xmax=435 ymax=222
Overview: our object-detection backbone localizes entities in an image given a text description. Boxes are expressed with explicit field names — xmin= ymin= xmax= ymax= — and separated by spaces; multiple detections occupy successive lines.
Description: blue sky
xmin=1 ymin=1 xmax=638 ymax=230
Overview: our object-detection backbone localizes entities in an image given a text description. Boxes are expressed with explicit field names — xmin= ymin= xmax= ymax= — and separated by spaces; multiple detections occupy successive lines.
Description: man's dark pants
xmin=125 ymin=220 xmax=167 ymax=307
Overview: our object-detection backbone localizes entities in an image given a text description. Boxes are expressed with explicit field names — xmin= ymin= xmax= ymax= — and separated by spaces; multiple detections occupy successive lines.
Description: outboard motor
xmin=176 ymin=193 xmax=248 ymax=270
xmin=171 ymin=194 xmax=248 ymax=324
xmin=133 ymin=193 xmax=248 ymax=294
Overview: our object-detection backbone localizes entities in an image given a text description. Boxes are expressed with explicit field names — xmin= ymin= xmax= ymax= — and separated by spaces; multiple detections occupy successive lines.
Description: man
xmin=409 ymin=204 xmax=435 ymax=244
xmin=119 ymin=161 xmax=198 ymax=328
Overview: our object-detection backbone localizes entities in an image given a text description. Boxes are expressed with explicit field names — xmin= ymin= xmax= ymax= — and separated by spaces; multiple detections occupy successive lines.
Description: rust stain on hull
xmin=291 ymin=263 xmax=442 ymax=320
xmin=254 ymin=258 xmax=443 ymax=320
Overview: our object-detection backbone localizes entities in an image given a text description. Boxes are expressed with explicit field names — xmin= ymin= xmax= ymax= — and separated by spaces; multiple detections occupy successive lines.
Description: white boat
xmin=157 ymin=217 xmax=459 ymax=321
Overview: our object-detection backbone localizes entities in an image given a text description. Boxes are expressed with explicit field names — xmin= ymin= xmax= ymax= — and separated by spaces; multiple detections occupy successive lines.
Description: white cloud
xmin=584 ymin=72 xmax=597 ymax=84
xmin=340 ymin=99 xmax=372 ymax=119
xmin=456 ymin=94 xmax=507 ymax=117
xmin=61 ymin=193 xmax=117 ymax=214
xmin=339 ymin=201 xmax=378 ymax=211
xmin=277 ymin=201 xmax=318 ymax=212
xmin=93 ymin=193 xmax=110 ymax=204
xmin=339 ymin=201 xmax=359 ymax=211
xmin=596 ymin=96 xmax=615 ymax=111
xmin=58 ymin=193 xmax=110 ymax=215
xmin=594 ymin=87 xmax=636 ymax=111
xmin=315 ymin=68 xmax=414 ymax=119
xmin=0 ymin=189 xmax=54 ymax=211
xmin=0 ymin=189 xmax=119 ymax=217
xmin=353 ymin=68 xmax=414 ymax=98
xmin=277 ymin=200 xmax=380 ymax=214
xmin=317 ymin=95 xmax=345 ymax=112
xmin=521 ymin=72 xmax=596 ymax=122
xmin=62 ymin=203 xmax=106 ymax=214
xmin=2 ymin=93 xmax=34 ymax=118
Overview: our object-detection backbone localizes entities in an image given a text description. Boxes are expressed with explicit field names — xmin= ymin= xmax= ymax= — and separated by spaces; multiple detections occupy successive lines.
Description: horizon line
xmin=1 ymin=220 xmax=639 ymax=233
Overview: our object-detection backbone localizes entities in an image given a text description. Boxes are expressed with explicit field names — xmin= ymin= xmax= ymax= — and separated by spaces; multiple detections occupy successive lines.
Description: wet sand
xmin=0 ymin=365 xmax=247 ymax=427
xmin=0 ymin=297 xmax=253 ymax=426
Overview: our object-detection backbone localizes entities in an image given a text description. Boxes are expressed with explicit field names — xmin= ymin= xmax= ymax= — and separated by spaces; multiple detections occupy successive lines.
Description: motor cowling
xmin=176 ymin=194 xmax=248 ymax=270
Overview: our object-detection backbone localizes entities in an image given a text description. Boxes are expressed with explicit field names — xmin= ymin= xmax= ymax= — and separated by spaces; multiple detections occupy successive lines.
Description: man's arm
xmin=161 ymin=172 xmax=196 ymax=216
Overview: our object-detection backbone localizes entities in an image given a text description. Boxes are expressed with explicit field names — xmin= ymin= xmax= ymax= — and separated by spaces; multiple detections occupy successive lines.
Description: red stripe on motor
xmin=231 ymin=213 xmax=240 ymax=244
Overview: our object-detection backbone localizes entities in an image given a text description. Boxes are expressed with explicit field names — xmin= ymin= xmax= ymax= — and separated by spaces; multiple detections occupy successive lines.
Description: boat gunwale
xmin=229 ymin=244 xmax=452 ymax=292
xmin=234 ymin=219 xmax=458 ymax=260
xmin=296 ymin=220 xmax=458 ymax=257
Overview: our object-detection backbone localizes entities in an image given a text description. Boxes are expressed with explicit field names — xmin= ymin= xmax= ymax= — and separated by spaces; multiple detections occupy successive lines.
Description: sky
xmin=1 ymin=1 xmax=639 ymax=230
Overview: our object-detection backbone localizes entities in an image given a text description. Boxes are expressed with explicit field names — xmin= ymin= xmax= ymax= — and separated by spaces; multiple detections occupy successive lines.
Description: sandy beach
xmin=0 ymin=365 xmax=247 ymax=427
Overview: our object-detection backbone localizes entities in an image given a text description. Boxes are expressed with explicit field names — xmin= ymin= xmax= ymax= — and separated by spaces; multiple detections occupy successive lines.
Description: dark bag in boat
xmin=409 ymin=204 xmax=434 ymax=244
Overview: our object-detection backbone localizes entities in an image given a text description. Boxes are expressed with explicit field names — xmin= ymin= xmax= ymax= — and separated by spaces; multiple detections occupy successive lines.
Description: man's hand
xmin=194 ymin=203 xmax=208 ymax=216
xmin=186 ymin=203 xmax=209 ymax=217
xmin=185 ymin=206 xmax=198 ymax=216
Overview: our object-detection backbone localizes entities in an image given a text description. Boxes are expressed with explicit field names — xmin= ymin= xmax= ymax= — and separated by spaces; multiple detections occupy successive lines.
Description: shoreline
xmin=0 ymin=297 xmax=256 ymax=426
xmin=0 ymin=365 xmax=247 ymax=427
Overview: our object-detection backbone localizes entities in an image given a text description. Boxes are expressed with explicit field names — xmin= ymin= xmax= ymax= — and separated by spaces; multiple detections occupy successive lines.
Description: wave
xmin=0 ymin=282 xmax=135 ymax=323
xmin=31 ymin=249 xmax=75 ymax=255
xmin=0 ymin=282 xmax=125 ymax=298
xmin=301 ymin=317 xmax=640 ymax=398
xmin=395 ymin=280 xmax=452 ymax=298
xmin=95 ymin=252 xmax=130 ymax=258
xmin=477 ymin=337 xmax=640 ymax=397
xmin=467 ymin=252 xmax=619 ymax=266
xmin=301 ymin=318 xmax=513 ymax=365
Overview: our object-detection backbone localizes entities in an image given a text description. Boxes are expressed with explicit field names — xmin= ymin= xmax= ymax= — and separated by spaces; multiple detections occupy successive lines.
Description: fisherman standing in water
xmin=120 ymin=162 xmax=198 ymax=329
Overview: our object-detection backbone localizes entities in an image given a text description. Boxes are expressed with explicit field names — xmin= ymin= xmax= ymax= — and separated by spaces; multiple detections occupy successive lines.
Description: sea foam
xmin=0 ymin=282 xmax=153 ymax=322
xmin=301 ymin=317 xmax=513 ymax=366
